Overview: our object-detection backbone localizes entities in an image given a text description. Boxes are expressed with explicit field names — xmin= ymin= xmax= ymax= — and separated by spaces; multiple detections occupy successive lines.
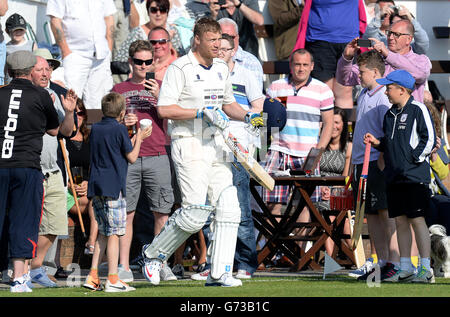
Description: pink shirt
xmin=266 ymin=77 xmax=334 ymax=157
xmin=336 ymin=48 xmax=431 ymax=102
xmin=112 ymin=80 xmax=168 ymax=157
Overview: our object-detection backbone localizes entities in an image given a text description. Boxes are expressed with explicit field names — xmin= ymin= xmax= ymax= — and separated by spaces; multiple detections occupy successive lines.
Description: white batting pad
xmin=209 ymin=186 xmax=241 ymax=279
xmin=175 ymin=205 xmax=214 ymax=234
xmin=143 ymin=205 xmax=214 ymax=261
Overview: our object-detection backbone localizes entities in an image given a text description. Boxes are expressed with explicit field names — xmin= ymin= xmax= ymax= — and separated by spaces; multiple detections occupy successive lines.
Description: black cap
xmin=6 ymin=13 xmax=27 ymax=32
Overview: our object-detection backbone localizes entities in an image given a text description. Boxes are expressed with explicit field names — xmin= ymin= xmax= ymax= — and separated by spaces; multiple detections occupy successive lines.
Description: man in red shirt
xmin=111 ymin=40 xmax=175 ymax=283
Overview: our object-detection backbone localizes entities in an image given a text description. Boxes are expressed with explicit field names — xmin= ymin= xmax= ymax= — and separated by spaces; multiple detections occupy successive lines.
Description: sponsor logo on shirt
xmin=2 ymin=89 xmax=22 ymax=159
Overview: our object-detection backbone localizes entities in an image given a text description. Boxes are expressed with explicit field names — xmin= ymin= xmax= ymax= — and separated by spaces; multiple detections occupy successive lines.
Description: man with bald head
xmin=337 ymin=19 xmax=431 ymax=103
xmin=26 ymin=55 xmax=78 ymax=288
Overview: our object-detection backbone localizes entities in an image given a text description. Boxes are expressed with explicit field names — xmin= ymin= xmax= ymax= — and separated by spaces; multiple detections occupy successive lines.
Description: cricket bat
xmin=222 ymin=129 xmax=275 ymax=191
xmin=347 ymin=210 xmax=366 ymax=268
xmin=351 ymin=142 xmax=371 ymax=250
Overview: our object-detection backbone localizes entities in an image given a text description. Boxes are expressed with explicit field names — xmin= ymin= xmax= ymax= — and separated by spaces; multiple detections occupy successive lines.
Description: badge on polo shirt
xmin=400 ymin=113 xmax=408 ymax=122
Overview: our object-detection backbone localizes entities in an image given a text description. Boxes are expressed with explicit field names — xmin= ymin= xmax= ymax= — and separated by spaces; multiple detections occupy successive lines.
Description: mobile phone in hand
xmin=145 ymin=72 xmax=155 ymax=90
xmin=218 ymin=0 xmax=226 ymax=5
xmin=357 ymin=39 xmax=373 ymax=48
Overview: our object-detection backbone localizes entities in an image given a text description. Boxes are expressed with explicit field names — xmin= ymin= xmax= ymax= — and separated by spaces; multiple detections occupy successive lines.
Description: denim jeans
xmin=231 ymin=161 xmax=258 ymax=274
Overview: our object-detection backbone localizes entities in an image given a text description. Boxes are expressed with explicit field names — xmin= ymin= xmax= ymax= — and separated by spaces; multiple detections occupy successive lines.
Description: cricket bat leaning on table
xmin=351 ymin=142 xmax=371 ymax=250
xmin=222 ymin=128 xmax=275 ymax=191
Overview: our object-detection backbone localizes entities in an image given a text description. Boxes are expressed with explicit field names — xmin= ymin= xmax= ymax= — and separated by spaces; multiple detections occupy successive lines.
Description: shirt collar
xmin=289 ymin=75 xmax=313 ymax=92
xmin=102 ymin=116 xmax=119 ymax=123
xmin=367 ymin=84 xmax=385 ymax=97
xmin=188 ymin=49 xmax=214 ymax=70
xmin=233 ymin=46 xmax=244 ymax=63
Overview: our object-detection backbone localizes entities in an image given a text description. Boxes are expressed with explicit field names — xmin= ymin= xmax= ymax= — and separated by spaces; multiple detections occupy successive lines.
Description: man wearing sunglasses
xmin=362 ymin=0 xmax=429 ymax=55
xmin=337 ymin=19 xmax=431 ymax=103
xmin=112 ymin=40 xmax=175 ymax=284
xmin=148 ymin=27 xmax=178 ymax=81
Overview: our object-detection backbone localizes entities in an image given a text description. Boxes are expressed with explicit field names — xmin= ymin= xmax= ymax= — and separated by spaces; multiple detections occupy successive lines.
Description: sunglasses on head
xmin=149 ymin=39 xmax=169 ymax=45
xmin=132 ymin=58 xmax=153 ymax=66
xmin=149 ymin=6 xmax=168 ymax=14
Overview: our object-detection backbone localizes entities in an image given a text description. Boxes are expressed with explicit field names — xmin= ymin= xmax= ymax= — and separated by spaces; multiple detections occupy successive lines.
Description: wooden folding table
xmin=251 ymin=175 xmax=357 ymax=271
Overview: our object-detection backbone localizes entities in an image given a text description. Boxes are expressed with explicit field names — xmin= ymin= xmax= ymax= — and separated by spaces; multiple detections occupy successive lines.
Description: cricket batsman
xmin=141 ymin=17 xmax=263 ymax=287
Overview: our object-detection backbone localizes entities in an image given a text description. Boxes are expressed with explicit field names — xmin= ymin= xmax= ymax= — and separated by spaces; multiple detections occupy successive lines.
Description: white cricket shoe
xmin=105 ymin=279 xmax=136 ymax=292
xmin=142 ymin=258 xmax=162 ymax=285
xmin=205 ymin=272 xmax=242 ymax=287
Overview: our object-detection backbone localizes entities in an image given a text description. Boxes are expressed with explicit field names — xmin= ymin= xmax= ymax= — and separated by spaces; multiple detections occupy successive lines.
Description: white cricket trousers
xmin=62 ymin=51 xmax=113 ymax=109
xmin=170 ymin=134 xmax=235 ymax=207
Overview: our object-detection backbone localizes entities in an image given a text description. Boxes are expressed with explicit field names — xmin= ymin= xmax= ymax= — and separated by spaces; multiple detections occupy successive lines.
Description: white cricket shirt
xmin=158 ymin=50 xmax=235 ymax=137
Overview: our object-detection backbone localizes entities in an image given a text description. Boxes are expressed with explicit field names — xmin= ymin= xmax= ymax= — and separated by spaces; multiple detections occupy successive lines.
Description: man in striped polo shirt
xmin=262 ymin=48 xmax=334 ymax=229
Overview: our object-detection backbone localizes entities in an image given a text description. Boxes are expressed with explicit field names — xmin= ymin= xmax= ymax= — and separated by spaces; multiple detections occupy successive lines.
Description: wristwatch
xmin=235 ymin=1 xmax=242 ymax=9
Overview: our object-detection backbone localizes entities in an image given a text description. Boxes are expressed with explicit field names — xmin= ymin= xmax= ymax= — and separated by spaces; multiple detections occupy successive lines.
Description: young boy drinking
xmin=84 ymin=92 xmax=152 ymax=292
xmin=365 ymin=69 xmax=436 ymax=283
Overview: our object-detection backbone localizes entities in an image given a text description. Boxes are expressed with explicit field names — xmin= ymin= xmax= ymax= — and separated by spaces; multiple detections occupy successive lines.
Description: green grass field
xmin=1 ymin=275 xmax=450 ymax=297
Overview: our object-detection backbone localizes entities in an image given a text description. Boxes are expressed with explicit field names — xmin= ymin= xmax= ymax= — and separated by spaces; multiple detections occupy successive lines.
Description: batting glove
xmin=244 ymin=111 xmax=264 ymax=128
xmin=197 ymin=106 xmax=230 ymax=130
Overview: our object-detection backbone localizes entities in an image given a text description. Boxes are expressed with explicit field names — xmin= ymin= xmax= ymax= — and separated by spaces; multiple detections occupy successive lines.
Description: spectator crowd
xmin=0 ymin=0 xmax=448 ymax=293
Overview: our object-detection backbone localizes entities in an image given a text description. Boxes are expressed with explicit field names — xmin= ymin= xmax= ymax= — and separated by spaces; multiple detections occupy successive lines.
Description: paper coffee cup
xmin=140 ymin=119 xmax=152 ymax=130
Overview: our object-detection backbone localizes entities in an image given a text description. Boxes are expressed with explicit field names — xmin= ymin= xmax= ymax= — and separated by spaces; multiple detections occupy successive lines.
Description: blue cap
xmin=376 ymin=69 xmax=415 ymax=90
xmin=263 ymin=97 xmax=287 ymax=131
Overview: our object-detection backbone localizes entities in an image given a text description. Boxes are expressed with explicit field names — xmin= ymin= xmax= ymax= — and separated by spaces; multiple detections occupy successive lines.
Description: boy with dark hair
xmin=338 ymin=49 xmax=400 ymax=281
xmin=365 ymin=69 xmax=436 ymax=283
xmin=83 ymin=92 xmax=152 ymax=292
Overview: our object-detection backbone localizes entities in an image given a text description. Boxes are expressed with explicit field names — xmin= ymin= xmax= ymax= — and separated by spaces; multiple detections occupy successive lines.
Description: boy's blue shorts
xmin=0 ymin=168 xmax=44 ymax=259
